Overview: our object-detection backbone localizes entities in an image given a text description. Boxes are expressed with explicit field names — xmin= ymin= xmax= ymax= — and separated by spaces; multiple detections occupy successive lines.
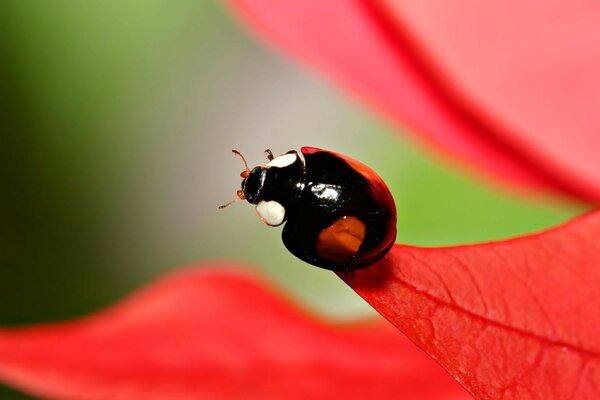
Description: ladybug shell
xmin=282 ymin=147 xmax=396 ymax=272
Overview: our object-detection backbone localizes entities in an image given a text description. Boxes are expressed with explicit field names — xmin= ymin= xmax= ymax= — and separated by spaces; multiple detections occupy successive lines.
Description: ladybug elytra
xmin=220 ymin=147 xmax=397 ymax=272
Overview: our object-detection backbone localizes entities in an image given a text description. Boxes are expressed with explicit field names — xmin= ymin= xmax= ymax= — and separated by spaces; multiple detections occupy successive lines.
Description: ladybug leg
xmin=264 ymin=149 xmax=274 ymax=161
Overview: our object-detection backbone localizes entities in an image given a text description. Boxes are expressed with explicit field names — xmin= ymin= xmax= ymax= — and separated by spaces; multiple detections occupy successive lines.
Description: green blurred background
xmin=0 ymin=1 xmax=586 ymax=398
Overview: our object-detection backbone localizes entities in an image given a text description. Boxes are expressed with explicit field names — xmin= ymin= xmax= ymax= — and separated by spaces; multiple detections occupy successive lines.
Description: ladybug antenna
xmin=219 ymin=150 xmax=251 ymax=210
xmin=217 ymin=198 xmax=237 ymax=210
xmin=232 ymin=149 xmax=251 ymax=178
xmin=217 ymin=190 xmax=246 ymax=210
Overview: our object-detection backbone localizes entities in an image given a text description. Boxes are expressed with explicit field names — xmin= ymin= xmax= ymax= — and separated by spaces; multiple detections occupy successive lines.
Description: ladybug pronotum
xmin=220 ymin=147 xmax=397 ymax=272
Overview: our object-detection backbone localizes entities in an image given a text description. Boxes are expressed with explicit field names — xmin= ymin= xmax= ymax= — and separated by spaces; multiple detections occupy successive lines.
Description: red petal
xmin=377 ymin=0 xmax=600 ymax=202
xmin=227 ymin=1 xmax=557 ymax=191
xmin=339 ymin=211 xmax=600 ymax=399
xmin=227 ymin=1 xmax=600 ymax=200
xmin=0 ymin=265 xmax=469 ymax=399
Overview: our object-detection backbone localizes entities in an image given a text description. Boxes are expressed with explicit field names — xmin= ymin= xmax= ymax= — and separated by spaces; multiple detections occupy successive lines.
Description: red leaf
xmin=227 ymin=1 xmax=600 ymax=201
xmin=339 ymin=211 xmax=600 ymax=399
xmin=0 ymin=265 xmax=469 ymax=399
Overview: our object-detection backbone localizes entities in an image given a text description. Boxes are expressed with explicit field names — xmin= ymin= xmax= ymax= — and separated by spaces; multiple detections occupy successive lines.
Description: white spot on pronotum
xmin=267 ymin=153 xmax=297 ymax=168
xmin=255 ymin=201 xmax=286 ymax=226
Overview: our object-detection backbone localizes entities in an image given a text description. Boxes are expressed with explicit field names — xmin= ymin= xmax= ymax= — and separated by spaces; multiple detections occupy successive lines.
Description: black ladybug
xmin=220 ymin=147 xmax=397 ymax=272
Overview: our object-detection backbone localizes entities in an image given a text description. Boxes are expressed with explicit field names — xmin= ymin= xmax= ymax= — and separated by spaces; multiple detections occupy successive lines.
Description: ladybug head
xmin=241 ymin=167 xmax=266 ymax=204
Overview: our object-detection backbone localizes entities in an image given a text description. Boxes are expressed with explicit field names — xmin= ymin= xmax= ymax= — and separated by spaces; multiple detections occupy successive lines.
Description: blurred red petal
xmin=228 ymin=1 xmax=600 ymax=201
xmin=340 ymin=211 xmax=600 ymax=399
xmin=0 ymin=265 xmax=469 ymax=399
xmin=227 ymin=1 xmax=553 ymax=190
xmin=377 ymin=0 xmax=600 ymax=202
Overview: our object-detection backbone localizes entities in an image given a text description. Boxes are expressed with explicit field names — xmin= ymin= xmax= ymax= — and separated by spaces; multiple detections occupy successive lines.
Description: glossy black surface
xmin=281 ymin=148 xmax=396 ymax=272
xmin=241 ymin=147 xmax=396 ymax=272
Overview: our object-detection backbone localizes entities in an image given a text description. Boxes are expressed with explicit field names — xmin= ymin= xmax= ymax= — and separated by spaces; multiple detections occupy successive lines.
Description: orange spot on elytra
xmin=316 ymin=216 xmax=366 ymax=262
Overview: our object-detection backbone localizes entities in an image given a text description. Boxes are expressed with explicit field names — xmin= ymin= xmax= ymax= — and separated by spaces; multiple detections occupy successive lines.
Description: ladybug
xmin=220 ymin=147 xmax=396 ymax=272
